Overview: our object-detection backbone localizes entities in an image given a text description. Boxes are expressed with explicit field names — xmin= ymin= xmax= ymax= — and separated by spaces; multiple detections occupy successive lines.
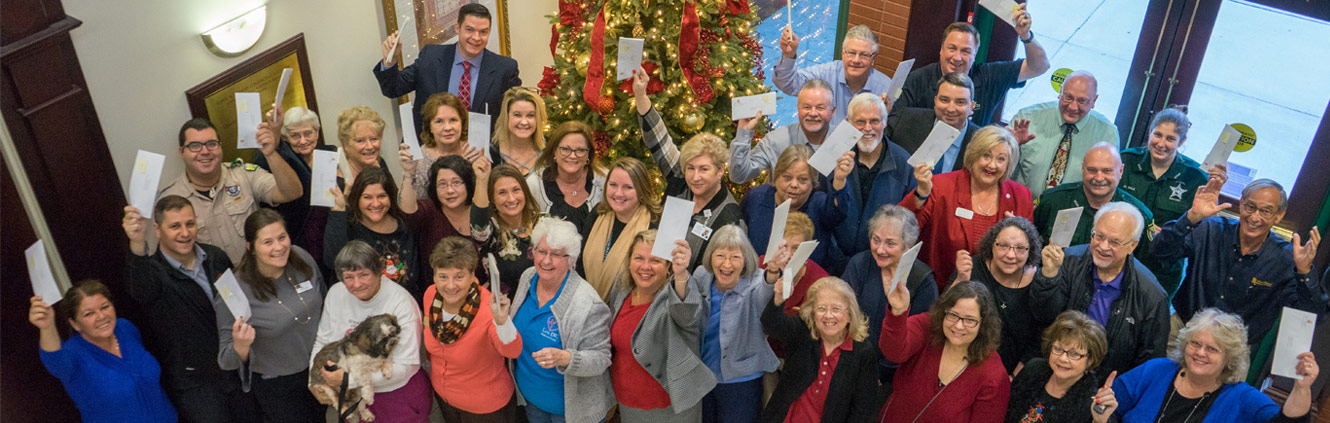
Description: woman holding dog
xmin=217 ymin=209 xmax=326 ymax=423
xmin=311 ymin=240 xmax=430 ymax=422
xmin=422 ymin=236 xmax=524 ymax=422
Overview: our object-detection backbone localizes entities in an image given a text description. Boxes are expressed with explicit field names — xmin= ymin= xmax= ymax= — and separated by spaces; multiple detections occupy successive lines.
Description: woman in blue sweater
xmin=739 ymin=145 xmax=850 ymax=274
xmin=1094 ymin=308 xmax=1317 ymax=423
xmin=29 ymin=280 xmax=176 ymax=423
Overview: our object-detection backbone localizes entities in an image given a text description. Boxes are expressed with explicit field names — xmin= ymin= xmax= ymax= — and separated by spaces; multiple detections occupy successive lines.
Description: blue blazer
xmin=834 ymin=140 xmax=916 ymax=257
xmin=372 ymin=43 xmax=521 ymax=130
xmin=1113 ymin=358 xmax=1284 ymax=423
xmin=740 ymin=184 xmax=849 ymax=274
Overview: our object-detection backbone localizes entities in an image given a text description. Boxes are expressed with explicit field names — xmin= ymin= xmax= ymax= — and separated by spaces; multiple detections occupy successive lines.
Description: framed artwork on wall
xmin=382 ymin=0 xmax=510 ymax=59
xmin=185 ymin=34 xmax=319 ymax=164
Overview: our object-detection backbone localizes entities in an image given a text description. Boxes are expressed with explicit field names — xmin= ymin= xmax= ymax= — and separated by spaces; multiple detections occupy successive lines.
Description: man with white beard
xmin=1030 ymin=202 xmax=1169 ymax=379
xmin=830 ymin=93 xmax=916 ymax=256
xmin=729 ymin=78 xmax=836 ymax=184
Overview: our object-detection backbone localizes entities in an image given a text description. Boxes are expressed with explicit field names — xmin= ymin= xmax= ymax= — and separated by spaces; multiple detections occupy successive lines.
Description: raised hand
xmin=1206 ymin=163 xmax=1228 ymax=186
xmin=912 ymin=162 xmax=935 ymax=199
xmin=885 ymin=272 xmax=911 ymax=316
xmin=256 ymin=120 xmax=278 ymax=157
xmin=490 ymin=289 xmax=513 ymax=325
xmin=737 ymin=111 xmax=764 ymax=131
xmin=1012 ymin=3 xmax=1033 ymax=39
xmin=670 ymin=240 xmax=691 ymax=283
xmin=1009 ymin=118 xmax=1036 ymax=145
xmin=1186 ymin=176 xmax=1231 ymax=223
xmin=28 ymin=296 xmax=55 ymax=330
xmin=632 ymin=67 xmax=649 ymax=98
xmin=331 ymin=184 xmax=349 ymax=212
xmin=1293 ymin=227 xmax=1320 ymax=275
xmin=122 ymin=205 xmax=148 ymax=255
xmin=779 ymin=26 xmax=800 ymax=59
xmin=832 ymin=150 xmax=854 ymax=190
xmin=381 ymin=31 xmax=400 ymax=67
xmin=1295 ymin=352 xmax=1319 ymax=390
xmin=232 ymin=317 xmax=256 ymax=361
xmin=1091 ymin=371 xmax=1118 ymax=422
xmin=1040 ymin=245 xmax=1064 ymax=278
xmin=955 ymin=250 xmax=973 ymax=282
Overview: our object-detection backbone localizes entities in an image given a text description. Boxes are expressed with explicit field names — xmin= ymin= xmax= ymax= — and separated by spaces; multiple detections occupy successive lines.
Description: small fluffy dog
xmin=309 ymin=313 xmax=402 ymax=422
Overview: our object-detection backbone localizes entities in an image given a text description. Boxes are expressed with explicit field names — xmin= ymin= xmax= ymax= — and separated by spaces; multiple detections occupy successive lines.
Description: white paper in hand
xmin=978 ymin=0 xmax=1022 ymax=28
xmin=214 ymin=269 xmax=252 ymax=321
xmin=1049 ymin=207 xmax=1084 ymax=248
xmin=311 ymin=149 xmax=339 ymax=208
xmin=487 ymin=253 xmax=502 ymax=290
xmin=399 ymin=102 xmax=423 ymax=159
xmin=807 ymin=124 xmax=863 ymax=176
xmin=468 ymin=112 xmax=491 ymax=152
xmin=26 ymin=240 xmax=62 ymax=303
xmin=653 ymin=196 xmax=695 ymax=259
xmin=129 ymin=150 xmax=166 ymax=219
xmin=764 ymin=199 xmax=792 ymax=264
xmin=1203 ymin=125 xmax=1242 ymax=173
xmin=337 ymin=147 xmax=354 ymax=182
xmin=887 ymin=59 xmax=916 ymax=101
xmin=890 ymin=242 xmax=923 ymax=296
xmin=1272 ymin=307 xmax=1317 ymax=379
xmin=731 ymin=92 xmax=778 ymax=120
xmin=234 ymin=92 xmax=263 ymax=149
xmin=616 ymin=37 xmax=644 ymax=81
xmin=782 ymin=241 xmax=819 ymax=300
xmin=907 ymin=121 xmax=961 ymax=167
xmin=273 ymin=68 xmax=293 ymax=113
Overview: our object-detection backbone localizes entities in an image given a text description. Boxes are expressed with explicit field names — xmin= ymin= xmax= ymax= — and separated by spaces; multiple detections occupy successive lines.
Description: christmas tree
xmin=539 ymin=0 xmax=772 ymax=165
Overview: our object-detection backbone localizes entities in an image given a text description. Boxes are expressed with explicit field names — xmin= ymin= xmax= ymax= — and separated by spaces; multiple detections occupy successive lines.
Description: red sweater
xmin=422 ymin=285 xmax=524 ymax=414
xmin=878 ymin=311 xmax=1010 ymax=423
xmin=900 ymin=168 xmax=1033 ymax=287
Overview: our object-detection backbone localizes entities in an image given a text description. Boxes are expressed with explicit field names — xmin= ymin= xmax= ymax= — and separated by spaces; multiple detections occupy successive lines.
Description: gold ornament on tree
xmin=576 ymin=53 xmax=590 ymax=77
xmin=681 ymin=112 xmax=705 ymax=133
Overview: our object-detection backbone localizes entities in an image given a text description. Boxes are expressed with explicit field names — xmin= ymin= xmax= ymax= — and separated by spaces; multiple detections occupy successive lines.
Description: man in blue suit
xmin=374 ymin=3 xmax=520 ymax=130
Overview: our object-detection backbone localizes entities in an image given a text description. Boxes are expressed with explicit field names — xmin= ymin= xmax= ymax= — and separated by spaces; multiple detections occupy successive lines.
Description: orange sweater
xmin=422 ymin=285 xmax=524 ymax=414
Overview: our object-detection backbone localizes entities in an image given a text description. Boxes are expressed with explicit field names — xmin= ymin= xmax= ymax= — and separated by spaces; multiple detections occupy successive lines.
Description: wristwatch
xmin=1021 ymin=31 xmax=1035 ymax=44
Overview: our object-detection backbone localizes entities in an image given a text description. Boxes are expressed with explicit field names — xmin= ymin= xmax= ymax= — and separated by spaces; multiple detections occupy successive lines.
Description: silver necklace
xmin=274 ymin=274 xmax=313 ymax=324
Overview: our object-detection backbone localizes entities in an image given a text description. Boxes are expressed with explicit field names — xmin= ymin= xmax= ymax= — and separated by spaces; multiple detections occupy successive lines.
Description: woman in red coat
xmin=900 ymin=126 xmax=1032 ymax=287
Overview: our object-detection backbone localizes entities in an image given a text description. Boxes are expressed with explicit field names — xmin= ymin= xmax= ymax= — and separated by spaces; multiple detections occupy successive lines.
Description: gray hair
xmin=800 ymin=78 xmax=834 ymax=99
xmin=1093 ymin=202 xmax=1145 ymax=241
xmin=842 ymin=25 xmax=879 ymax=54
xmin=1241 ymin=178 xmax=1288 ymax=212
xmin=847 ymin=93 xmax=888 ymax=126
xmin=1085 ymin=141 xmax=1123 ymax=167
xmin=281 ymin=106 xmax=321 ymax=138
xmin=334 ymin=240 xmax=384 ymax=278
xmin=1169 ymin=308 xmax=1250 ymax=384
xmin=702 ymin=224 xmax=759 ymax=278
xmin=532 ymin=216 xmax=583 ymax=264
xmin=1064 ymin=70 xmax=1099 ymax=96
xmin=868 ymin=204 xmax=920 ymax=247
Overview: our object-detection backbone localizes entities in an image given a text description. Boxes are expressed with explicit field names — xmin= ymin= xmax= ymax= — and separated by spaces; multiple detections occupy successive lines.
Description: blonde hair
xmin=1169 ymin=308 xmax=1251 ymax=384
xmin=680 ymin=133 xmax=728 ymax=168
xmin=799 ymin=277 xmax=869 ymax=342
xmin=784 ymin=212 xmax=815 ymax=243
xmin=595 ymin=157 xmax=662 ymax=218
xmin=336 ymin=106 xmax=386 ymax=146
xmin=616 ymin=229 xmax=670 ymax=291
xmin=493 ymin=87 xmax=547 ymax=151
xmin=962 ymin=125 xmax=1020 ymax=180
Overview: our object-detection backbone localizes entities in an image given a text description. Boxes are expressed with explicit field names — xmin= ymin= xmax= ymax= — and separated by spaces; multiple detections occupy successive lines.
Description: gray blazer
xmin=692 ymin=267 xmax=780 ymax=381
xmin=512 ymin=267 xmax=614 ymax=423
xmin=608 ymin=274 xmax=717 ymax=414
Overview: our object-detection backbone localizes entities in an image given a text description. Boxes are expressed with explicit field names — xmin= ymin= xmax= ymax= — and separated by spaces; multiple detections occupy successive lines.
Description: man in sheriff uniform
xmin=154 ymin=117 xmax=303 ymax=263
xmin=1032 ymin=142 xmax=1158 ymax=269
xmin=1118 ymin=142 xmax=1215 ymax=297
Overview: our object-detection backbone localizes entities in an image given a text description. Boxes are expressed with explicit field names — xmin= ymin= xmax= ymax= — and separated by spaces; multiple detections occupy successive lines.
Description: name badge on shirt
xmin=296 ymin=280 xmax=314 ymax=293
xmin=954 ymin=207 xmax=975 ymax=220
xmin=691 ymin=222 xmax=713 ymax=240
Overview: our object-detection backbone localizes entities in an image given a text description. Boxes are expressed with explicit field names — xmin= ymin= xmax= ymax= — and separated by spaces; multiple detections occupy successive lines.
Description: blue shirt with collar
xmin=934 ymin=122 xmax=970 ymax=174
xmin=161 ymin=245 xmax=213 ymax=301
xmin=514 ymin=272 xmax=567 ymax=414
xmin=447 ymin=52 xmax=484 ymax=108
xmin=1088 ymin=267 xmax=1124 ymax=327
xmin=772 ymin=57 xmax=891 ymax=124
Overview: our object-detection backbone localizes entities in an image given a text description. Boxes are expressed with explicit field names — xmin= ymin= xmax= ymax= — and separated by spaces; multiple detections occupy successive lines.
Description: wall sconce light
xmin=201 ymin=6 xmax=267 ymax=57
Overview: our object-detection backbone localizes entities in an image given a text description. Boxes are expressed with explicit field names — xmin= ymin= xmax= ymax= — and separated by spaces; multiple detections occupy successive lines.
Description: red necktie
xmin=458 ymin=61 xmax=473 ymax=111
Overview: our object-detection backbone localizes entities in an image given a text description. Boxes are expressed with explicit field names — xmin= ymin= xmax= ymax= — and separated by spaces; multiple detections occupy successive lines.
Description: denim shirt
xmin=692 ymin=267 xmax=779 ymax=381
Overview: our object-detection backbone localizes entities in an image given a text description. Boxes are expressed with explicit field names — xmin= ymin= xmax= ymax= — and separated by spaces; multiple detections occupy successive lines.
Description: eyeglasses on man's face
xmin=183 ymin=140 xmax=221 ymax=152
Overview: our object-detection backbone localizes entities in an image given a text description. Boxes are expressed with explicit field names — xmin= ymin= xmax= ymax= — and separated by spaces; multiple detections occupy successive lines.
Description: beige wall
xmin=65 ymin=0 xmax=554 ymax=189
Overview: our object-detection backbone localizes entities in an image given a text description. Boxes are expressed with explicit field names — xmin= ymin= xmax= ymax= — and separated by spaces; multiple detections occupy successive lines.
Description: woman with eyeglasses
xmin=901 ymin=125 xmax=1033 ymax=288
xmin=400 ymin=154 xmax=488 ymax=292
xmin=526 ymin=121 xmax=606 ymax=237
xmin=489 ymin=87 xmax=547 ymax=176
xmin=879 ymin=280 xmax=1010 ymax=423
xmin=471 ymin=164 xmax=542 ymax=297
xmin=955 ymin=216 xmax=1043 ymax=375
xmin=408 ymin=92 xmax=489 ymax=195
xmin=1115 ymin=107 xmax=1226 ymax=296
xmin=762 ymin=277 xmax=879 ymax=422
xmin=511 ymin=217 xmax=614 ymax=423
xmin=252 ymin=106 xmax=336 ymax=249
xmin=1006 ymin=310 xmax=1107 ymax=423
xmin=740 ymin=145 xmax=850 ymax=274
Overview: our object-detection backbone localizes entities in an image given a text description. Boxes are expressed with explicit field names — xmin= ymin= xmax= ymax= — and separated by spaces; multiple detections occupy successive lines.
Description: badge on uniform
xmin=244 ymin=163 xmax=259 ymax=171
xmin=691 ymin=222 xmax=713 ymax=240
xmin=226 ymin=185 xmax=240 ymax=196
xmin=295 ymin=280 xmax=314 ymax=293
xmin=1169 ymin=182 xmax=1187 ymax=202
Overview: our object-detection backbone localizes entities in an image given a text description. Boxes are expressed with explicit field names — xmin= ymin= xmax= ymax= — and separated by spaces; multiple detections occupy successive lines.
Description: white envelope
xmin=469 ymin=112 xmax=491 ymax=152
xmin=764 ymin=199 xmax=792 ymax=264
xmin=807 ymin=124 xmax=863 ymax=176
xmin=1049 ymin=207 xmax=1084 ymax=248
xmin=487 ymin=253 xmax=501 ymax=291
xmin=1272 ymin=307 xmax=1317 ymax=379
xmin=234 ymin=92 xmax=263 ymax=149
xmin=653 ymin=196 xmax=696 ymax=259
xmin=274 ymin=68 xmax=293 ymax=113
xmin=890 ymin=242 xmax=923 ymax=296
xmin=907 ymin=121 xmax=961 ymax=168
xmin=311 ymin=149 xmax=339 ymax=208
xmin=887 ymin=59 xmax=916 ymax=101
xmin=337 ymin=146 xmax=353 ymax=182
xmin=129 ymin=150 xmax=166 ymax=219
xmin=26 ymin=240 xmax=62 ymax=303
xmin=616 ymin=37 xmax=644 ymax=81
xmin=1202 ymin=125 xmax=1242 ymax=173
xmin=978 ymin=0 xmax=1022 ymax=28
xmin=731 ymin=92 xmax=778 ymax=120
xmin=399 ymin=102 xmax=423 ymax=159
xmin=214 ymin=269 xmax=252 ymax=321
xmin=782 ymin=240 xmax=819 ymax=300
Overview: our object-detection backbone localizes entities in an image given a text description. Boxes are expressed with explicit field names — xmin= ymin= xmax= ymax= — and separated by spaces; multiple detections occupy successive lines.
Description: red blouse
xmin=878 ymin=310 xmax=1011 ymax=423
xmin=900 ymin=168 xmax=1033 ymax=288
xmin=609 ymin=297 xmax=671 ymax=409
xmin=784 ymin=335 xmax=854 ymax=423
